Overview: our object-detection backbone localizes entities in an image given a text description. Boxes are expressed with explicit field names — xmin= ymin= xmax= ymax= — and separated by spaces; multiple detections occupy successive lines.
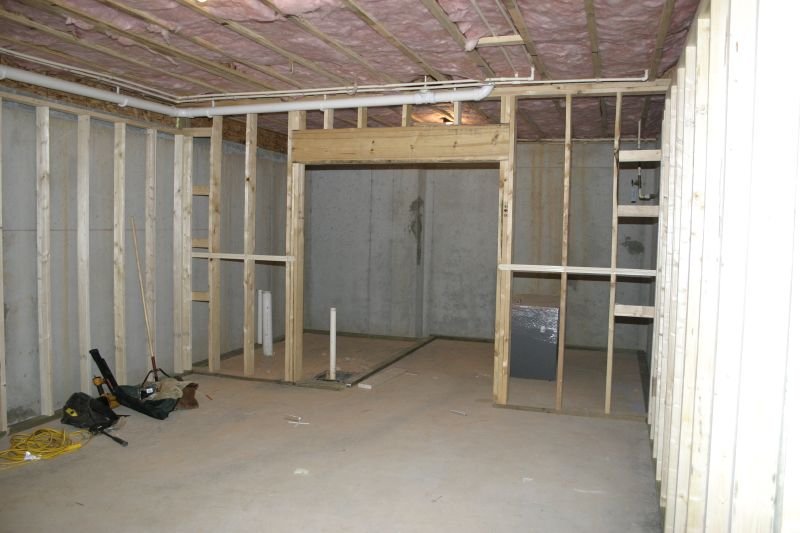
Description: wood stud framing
xmin=285 ymin=110 xmax=307 ymax=383
xmin=604 ymin=92 xmax=622 ymax=414
xmin=172 ymin=135 xmax=185 ymax=374
xmin=492 ymin=96 xmax=516 ymax=405
xmin=144 ymin=128 xmax=157 ymax=382
xmin=76 ymin=115 xmax=91 ymax=394
xmin=181 ymin=137 xmax=193 ymax=372
xmin=555 ymin=94 xmax=572 ymax=410
xmin=208 ymin=117 xmax=223 ymax=372
xmin=243 ymin=114 xmax=258 ymax=376
xmin=35 ymin=107 xmax=53 ymax=415
xmin=113 ymin=123 xmax=126 ymax=381
xmin=0 ymin=99 xmax=6 ymax=432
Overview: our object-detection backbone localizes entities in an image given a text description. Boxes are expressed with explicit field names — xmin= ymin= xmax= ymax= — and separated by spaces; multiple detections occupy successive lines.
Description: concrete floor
xmin=193 ymin=333 xmax=420 ymax=382
xmin=508 ymin=349 xmax=647 ymax=416
xmin=0 ymin=339 xmax=661 ymax=532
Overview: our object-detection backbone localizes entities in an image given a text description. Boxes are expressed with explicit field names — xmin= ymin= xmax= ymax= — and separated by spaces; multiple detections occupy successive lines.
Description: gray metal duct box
xmin=509 ymin=294 xmax=559 ymax=380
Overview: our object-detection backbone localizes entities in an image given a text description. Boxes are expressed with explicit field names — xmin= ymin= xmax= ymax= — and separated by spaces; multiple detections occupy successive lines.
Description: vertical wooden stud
xmin=0 ymin=98 xmax=7 ymax=431
xmin=323 ymin=108 xmax=334 ymax=130
xmin=687 ymin=3 xmax=729 ymax=528
xmin=604 ymin=92 xmax=622 ymax=414
xmin=181 ymin=137 xmax=192 ymax=372
xmin=36 ymin=107 xmax=53 ymax=415
xmin=401 ymin=104 xmax=411 ymax=127
xmin=144 ymin=128 xmax=157 ymax=374
xmin=172 ymin=135 xmax=184 ymax=374
xmin=243 ymin=113 xmax=257 ymax=376
xmin=76 ymin=115 xmax=91 ymax=394
xmin=113 ymin=123 xmax=126 ymax=382
xmin=674 ymin=18 xmax=709 ymax=530
xmin=357 ymin=107 xmax=368 ymax=128
xmin=492 ymin=95 xmax=516 ymax=405
xmin=555 ymin=94 xmax=572 ymax=410
xmin=453 ymin=101 xmax=463 ymax=125
xmin=285 ymin=110 xmax=306 ymax=382
xmin=208 ymin=116 xmax=222 ymax=372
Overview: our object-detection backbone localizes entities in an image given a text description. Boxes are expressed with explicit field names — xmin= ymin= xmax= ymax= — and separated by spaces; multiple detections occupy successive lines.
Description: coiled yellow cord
xmin=0 ymin=428 xmax=91 ymax=470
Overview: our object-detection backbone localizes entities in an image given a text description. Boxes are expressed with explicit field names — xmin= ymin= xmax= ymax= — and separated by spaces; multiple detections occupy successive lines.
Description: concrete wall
xmin=305 ymin=141 xmax=658 ymax=350
xmin=1 ymin=99 xmax=285 ymax=425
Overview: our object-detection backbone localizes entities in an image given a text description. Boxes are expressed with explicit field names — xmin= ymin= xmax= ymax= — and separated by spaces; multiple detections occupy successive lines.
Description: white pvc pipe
xmin=257 ymin=290 xmax=264 ymax=345
xmin=0 ymin=65 xmax=493 ymax=118
xmin=329 ymin=307 xmax=337 ymax=381
xmin=262 ymin=291 xmax=273 ymax=357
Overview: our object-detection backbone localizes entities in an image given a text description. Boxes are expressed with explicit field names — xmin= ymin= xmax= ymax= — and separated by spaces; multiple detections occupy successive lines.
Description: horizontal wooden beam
xmin=291 ymin=125 xmax=510 ymax=164
xmin=476 ymin=35 xmax=524 ymax=47
xmin=618 ymin=149 xmax=662 ymax=162
xmin=498 ymin=264 xmax=657 ymax=278
xmin=615 ymin=304 xmax=655 ymax=319
xmin=491 ymin=79 xmax=671 ymax=98
xmin=191 ymin=252 xmax=290 ymax=263
xmin=183 ymin=127 xmax=212 ymax=138
xmin=192 ymin=291 xmax=210 ymax=302
xmin=618 ymin=205 xmax=660 ymax=217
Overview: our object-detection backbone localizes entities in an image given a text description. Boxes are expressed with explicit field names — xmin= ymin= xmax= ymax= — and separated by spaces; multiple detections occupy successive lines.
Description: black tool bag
xmin=61 ymin=392 xmax=119 ymax=432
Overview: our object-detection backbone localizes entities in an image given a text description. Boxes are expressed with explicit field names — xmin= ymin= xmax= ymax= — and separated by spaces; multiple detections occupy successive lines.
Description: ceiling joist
xmin=34 ymin=0 xmax=271 ymax=91
xmin=174 ymin=0 xmax=350 ymax=87
xmin=419 ymin=0 xmax=495 ymax=78
xmin=641 ymin=0 xmax=676 ymax=130
xmin=499 ymin=0 xmax=550 ymax=79
xmin=343 ymin=0 xmax=448 ymax=81
xmin=0 ymin=7 xmax=224 ymax=94
xmin=93 ymin=0 xmax=300 ymax=90
xmin=583 ymin=0 xmax=610 ymax=136
xmin=258 ymin=0 xmax=397 ymax=85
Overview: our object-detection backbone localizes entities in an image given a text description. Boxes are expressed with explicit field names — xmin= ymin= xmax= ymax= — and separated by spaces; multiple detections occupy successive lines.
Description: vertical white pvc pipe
xmin=257 ymin=289 xmax=263 ymax=345
xmin=329 ymin=307 xmax=337 ymax=380
xmin=262 ymin=291 xmax=273 ymax=356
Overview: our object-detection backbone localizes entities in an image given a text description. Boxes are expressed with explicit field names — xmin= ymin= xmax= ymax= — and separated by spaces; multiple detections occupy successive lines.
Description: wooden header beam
xmin=291 ymin=125 xmax=510 ymax=164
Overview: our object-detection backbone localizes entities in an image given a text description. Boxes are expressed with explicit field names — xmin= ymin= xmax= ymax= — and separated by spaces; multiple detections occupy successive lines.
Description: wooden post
xmin=673 ymin=18 xmax=708 ymax=530
xmin=401 ymin=104 xmax=411 ymax=127
xmin=172 ymin=135 xmax=184 ymax=374
xmin=77 ymin=115 xmax=91 ymax=394
xmin=144 ymin=128 xmax=157 ymax=377
xmin=0 ymin=98 xmax=6 ymax=431
xmin=36 ymin=106 xmax=53 ymax=415
xmin=181 ymin=137 xmax=193 ymax=372
xmin=357 ymin=107 xmax=368 ymax=128
xmin=243 ymin=113 xmax=257 ymax=376
xmin=687 ymin=4 xmax=728 ymax=528
xmin=492 ymin=95 xmax=516 ymax=405
xmin=285 ymin=110 xmax=306 ymax=382
xmin=113 ymin=123 xmax=126 ymax=382
xmin=604 ymin=92 xmax=622 ymax=414
xmin=661 ymin=62 xmax=686 ymax=508
xmin=556 ymin=94 xmax=572 ymax=410
xmin=208 ymin=116 xmax=222 ymax=372
xmin=323 ymin=108 xmax=334 ymax=130
xmin=453 ymin=100 xmax=463 ymax=125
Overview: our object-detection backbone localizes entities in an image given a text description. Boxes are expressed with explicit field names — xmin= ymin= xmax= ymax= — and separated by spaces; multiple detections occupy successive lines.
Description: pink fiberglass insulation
xmin=513 ymin=0 xmax=595 ymax=80
xmin=0 ymin=0 xmax=695 ymax=139
xmin=593 ymin=0 xmax=665 ymax=77
xmin=657 ymin=0 xmax=700 ymax=75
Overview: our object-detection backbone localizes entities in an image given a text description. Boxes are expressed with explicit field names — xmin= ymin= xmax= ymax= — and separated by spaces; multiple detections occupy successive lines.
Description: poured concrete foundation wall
xmin=1 ymin=99 xmax=285 ymax=425
xmin=305 ymin=141 xmax=658 ymax=350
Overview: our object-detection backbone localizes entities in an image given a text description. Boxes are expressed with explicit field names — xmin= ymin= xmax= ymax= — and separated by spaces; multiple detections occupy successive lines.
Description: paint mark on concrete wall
xmin=409 ymin=197 xmax=424 ymax=265
xmin=621 ymin=236 xmax=645 ymax=255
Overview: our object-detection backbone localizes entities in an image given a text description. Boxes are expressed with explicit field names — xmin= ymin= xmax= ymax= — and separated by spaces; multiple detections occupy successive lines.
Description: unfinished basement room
xmin=0 ymin=0 xmax=797 ymax=531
